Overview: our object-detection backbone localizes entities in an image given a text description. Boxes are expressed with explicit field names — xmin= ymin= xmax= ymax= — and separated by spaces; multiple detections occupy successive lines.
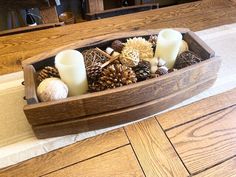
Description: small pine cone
xmin=99 ymin=64 xmax=137 ymax=89
xmin=174 ymin=51 xmax=202 ymax=69
xmin=86 ymin=63 xmax=102 ymax=81
xmin=133 ymin=60 xmax=151 ymax=81
xmin=111 ymin=40 xmax=124 ymax=53
xmin=155 ymin=67 xmax=168 ymax=76
xmin=37 ymin=66 xmax=60 ymax=82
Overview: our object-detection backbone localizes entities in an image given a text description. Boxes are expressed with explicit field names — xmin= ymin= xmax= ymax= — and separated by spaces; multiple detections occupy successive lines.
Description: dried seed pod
xmin=155 ymin=66 xmax=168 ymax=76
xmin=111 ymin=40 xmax=124 ymax=53
xmin=148 ymin=35 xmax=158 ymax=48
xmin=178 ymin=40 xmax=189 ymax=55
xmin=119 ymin=47 xmax=140 ymax=67
xmin=124 ymin=37 xmax=153 ymax=60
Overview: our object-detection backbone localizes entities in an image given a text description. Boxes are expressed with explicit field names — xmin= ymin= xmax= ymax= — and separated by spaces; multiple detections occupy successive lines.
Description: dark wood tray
xmin=22 ymin=28 xmax=221 ymax=138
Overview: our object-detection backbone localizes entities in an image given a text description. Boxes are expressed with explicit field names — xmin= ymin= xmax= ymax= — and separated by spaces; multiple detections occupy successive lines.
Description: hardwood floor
xmin=1 ymin=88 xmax=236 ymax=177
xmin=0 ymin=0 xmax=236 ymax=75
xmin=167 ymin=106 xmax=236 ymax=174
xmin=125 ymin=118 xmax=189 ymax=177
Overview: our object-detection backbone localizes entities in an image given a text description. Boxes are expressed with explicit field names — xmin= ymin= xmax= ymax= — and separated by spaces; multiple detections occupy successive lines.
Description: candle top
xmin=158 ymin=29 xmax=182 ymax=42
xmin=55 ymin=49 xmax=84 ymax=68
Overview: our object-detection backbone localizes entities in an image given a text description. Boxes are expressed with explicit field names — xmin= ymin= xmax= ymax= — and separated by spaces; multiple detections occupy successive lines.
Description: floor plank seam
xmin=123 ymin=127 xmax=147 ymax=177
xmin=39 ymin=143 xmax=130 ymax=177
xmin=162 ymin=103 xmax=236 ymax=132
xmin=155 ymin=118 xmax=191 ymax=176
xmin=190 ymin=154 xmax=236 ymax=176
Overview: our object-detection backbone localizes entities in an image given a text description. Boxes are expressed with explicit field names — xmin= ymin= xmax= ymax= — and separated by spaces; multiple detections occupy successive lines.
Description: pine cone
xmin=88 ymin=81 xmax=105 ymax=92
xmin=99 ymin=64 xmax=137 ymax=89
xmin=86 ymin=63 xmax=102 ymax=81
xmin=133 ymin=60 xmax=151 ymax=81
xmin=37 ymin=66 xmax=60 ymax=82
xmin=174 ymin=51 xmax=201 ymax=69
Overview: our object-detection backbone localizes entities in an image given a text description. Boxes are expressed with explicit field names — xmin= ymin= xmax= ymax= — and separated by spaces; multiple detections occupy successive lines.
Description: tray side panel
xmin=184 ymin=31 xmax=215 ymax=59
xmin=32 ymin=77 xmax=217 ymax=139
xmin=24 ymin=65 xmax=38 ymax=104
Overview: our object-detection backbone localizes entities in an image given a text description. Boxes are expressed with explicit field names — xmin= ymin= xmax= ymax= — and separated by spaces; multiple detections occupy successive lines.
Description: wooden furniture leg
xmin=87 ymin=0 xmax=104 ymax=13
xmin=39 ymin=6 xmax=59 ymax=23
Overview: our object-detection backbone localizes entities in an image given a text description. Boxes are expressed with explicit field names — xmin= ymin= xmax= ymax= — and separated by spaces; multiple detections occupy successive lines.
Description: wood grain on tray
xmin=21 ymin=29 xmax=221 ymax=138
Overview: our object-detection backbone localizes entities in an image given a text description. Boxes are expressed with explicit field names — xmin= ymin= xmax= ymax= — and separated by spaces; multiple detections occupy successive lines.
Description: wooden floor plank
xmin=125 ymin=118 xmax=189 ymax=177
xmin=157 ymin=88 xmax=236 ymax=130
xmin=0 ymin=128 xmax=129 ymax=177
xmin=193 ymin=156 xmax=236 ymax=177
xmin=44 ymin=145 xmax=144 ymax=177
xmin=167 ymin=105 xmax=236 ymax=174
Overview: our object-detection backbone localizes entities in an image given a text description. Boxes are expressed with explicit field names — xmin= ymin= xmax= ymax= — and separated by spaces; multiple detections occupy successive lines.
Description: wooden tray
xmin=22 ymin=28 xmax=221 ymax=139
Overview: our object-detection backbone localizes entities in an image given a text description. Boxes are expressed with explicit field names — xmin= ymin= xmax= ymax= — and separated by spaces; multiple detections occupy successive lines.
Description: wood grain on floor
xmin=157 ymin=88 xmax=236 ymax=130
xmin=166 ymin=105 xmax=236 ymax=174
xmin=193 ymin=156 xmax=236 ymax=177
xmin=0 ymin=129 xmax=129 ymax=177
xmin=125 ymin=118 xmax=189 ymax=177
xmin=44 ymin=145 xmax=144 ymax=177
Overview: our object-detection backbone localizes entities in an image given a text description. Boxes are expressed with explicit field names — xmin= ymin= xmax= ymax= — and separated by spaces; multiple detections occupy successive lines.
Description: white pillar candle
xmin=55 ymin=50 xmax=88 ymax=96
xmin=155 ymin=29 xmax=182 ymax=69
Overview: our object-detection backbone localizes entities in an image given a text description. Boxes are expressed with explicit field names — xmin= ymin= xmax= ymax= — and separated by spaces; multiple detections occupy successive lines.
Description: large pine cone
xmin=174 ymin=51 xmax=201 ymax=69
xmin=37 ymin=66 xmax=60 ymax=82
xmin=99 ymin=64 xmax=137 ymax=89
xmin=133 ymin=60 xmax=151 ymax=81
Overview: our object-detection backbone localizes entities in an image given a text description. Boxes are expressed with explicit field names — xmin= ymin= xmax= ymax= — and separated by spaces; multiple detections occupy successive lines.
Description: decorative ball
xmin=111 ymin=40 xmax=124 ymax=53
xmin=178 ymin=40 xmax=189 ymax=55
xmin=82 ymin=48 xmax=108 ymax=67
xmin=174 ymin=51 xmax=201 ymax=69
xmin=119 ymin=47 xmax=140 ymax=67
xmin=37 ymin=78 xmax=68 ymax=102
